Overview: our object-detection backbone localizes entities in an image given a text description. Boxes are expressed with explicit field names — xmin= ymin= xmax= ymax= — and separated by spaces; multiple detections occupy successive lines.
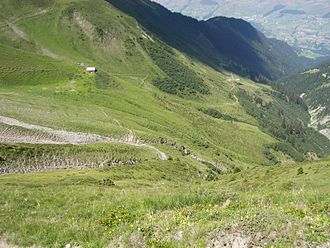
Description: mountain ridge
xmin=108 ymin=0 xmax=315 ymax=81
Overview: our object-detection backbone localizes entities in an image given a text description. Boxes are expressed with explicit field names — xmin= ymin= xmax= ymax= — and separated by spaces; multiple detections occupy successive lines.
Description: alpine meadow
xmin=0 ymin=0 xmax=329 ymax=247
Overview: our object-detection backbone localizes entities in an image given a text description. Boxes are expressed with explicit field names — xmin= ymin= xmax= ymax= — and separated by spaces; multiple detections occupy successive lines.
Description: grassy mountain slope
xmin=0 ymin=158 xmax=329 ymax=247
xmin=0 ymin=0 xmax=329 ymax=168
xmin=0 ymin=0 xmax=330 ymax=246
xmin=0 ymin=0 xmax=266 ymax=174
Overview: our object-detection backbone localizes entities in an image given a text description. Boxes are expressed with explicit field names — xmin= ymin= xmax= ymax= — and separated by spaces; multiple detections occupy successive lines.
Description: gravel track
xmin=0 ymin=115 xmax=167 ymax=160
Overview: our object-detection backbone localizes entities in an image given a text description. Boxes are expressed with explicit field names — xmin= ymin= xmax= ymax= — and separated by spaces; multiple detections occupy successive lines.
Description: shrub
xmin=233 ymin=166 xmax=241 ymax=173
xmin=199 ymin=108 xmax=236 ymax=121
xmin=100 ymin=178 xmax=115 ymax=186
xmin=297 ymin=167 xmax=304 ymax=175
xmin=263 ymin=146 xmax=279 ymax=165
xmin=100 ymin=206 xmax=136 ymax=228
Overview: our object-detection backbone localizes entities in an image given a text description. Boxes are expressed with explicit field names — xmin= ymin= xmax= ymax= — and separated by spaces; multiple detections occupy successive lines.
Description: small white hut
xmin=86 ymin=67 xmax=97 ymax=73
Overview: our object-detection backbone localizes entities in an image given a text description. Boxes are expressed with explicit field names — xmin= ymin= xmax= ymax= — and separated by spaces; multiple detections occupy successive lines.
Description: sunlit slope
xmin=0 ymin=157 xmax=329 ymax=247
xmin=0 ymin=0 xmax=329 ymax=170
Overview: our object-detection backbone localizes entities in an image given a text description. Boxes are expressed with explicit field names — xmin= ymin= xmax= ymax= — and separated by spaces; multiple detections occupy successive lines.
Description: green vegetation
xmin=0 ymin=44 xmax=76 ymax=87
xmin=264 ymin=143 xmax=305 ymax=163
xmin=0 ymin=0 xmax=281 ymax=168
xmin=278 ymin=64 xmax=330 ymax=110
xmin=141 ymin=40 xmax=209 ymax=96
xmin=278 ymin=62 xmax=330 ymax=132
xmin=108 ymin=0 xmax=315 ymax=81
xmin=199 ymin=107 xmax=237 ymax=121
xmin=0 ymin=0 xmax=327 ymax=167
xmin=0 ymin=158 xmax=329 ymax=247
xmin=237 ymin=88 xmax=330 ymax=161
xmin=297 ymin=167 xmax=304 ymax=175
xmin=0 ymin=0 xmax=330 ymax=247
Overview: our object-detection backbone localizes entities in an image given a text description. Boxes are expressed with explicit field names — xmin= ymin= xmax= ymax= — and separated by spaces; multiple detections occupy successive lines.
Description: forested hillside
xmin=278 ymin=61 xmax=330 ymax=139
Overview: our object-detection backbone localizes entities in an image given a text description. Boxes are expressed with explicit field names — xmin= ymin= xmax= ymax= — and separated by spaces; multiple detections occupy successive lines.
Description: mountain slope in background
xmin=278 ymin=61 xmax=330 ymax=139
xmin=108 ymin=0 xmax=314 ymax=82
xmin=155 ymin=0 xmax=330 ymax=58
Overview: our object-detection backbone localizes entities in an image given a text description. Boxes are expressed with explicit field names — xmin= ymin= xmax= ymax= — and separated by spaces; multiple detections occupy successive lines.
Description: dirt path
xmin=225 ymin=73 xmax=239 ymax=104
xmin=0 ymin=115 xmax=167 ymax=160
xmin=0 ymin=6 xmax=63 ymax=60
xmin=190 ymin=154 xmax=228 ymax=172
xmin=0 ymin=6 xmax=54 ymax=29
xmin=0 ymin=239 xmax=40 ymax=248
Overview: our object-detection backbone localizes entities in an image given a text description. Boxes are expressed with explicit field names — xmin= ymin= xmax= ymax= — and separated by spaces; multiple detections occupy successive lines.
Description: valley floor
xmin=0 ymin=158 xmax=329 ymax=247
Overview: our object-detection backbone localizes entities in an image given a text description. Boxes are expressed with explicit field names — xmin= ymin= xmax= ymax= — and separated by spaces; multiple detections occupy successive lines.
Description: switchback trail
xmin=0 ymin=115 xmax=167 ymax=160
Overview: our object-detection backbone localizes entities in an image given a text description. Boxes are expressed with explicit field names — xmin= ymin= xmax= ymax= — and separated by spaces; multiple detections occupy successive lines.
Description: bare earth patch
xmin=318 ymin=241 xmax=330 ymax=248
xmin=40 ymin=47 xmax=63 ymax=60
xmin=0 ymin=239 xmax=40 ymax=248
xmin=207 ymin=231 xmax=259 ymax=248
xmin=309 ymin=106 xmax=330 ymax=140
xmin=8 ymin=23 xmax=29 ymax=40
xmin=0 ymin=240 xmax=18 ymax=248
xmin=320 ymin=129 xmax=330 ymax=140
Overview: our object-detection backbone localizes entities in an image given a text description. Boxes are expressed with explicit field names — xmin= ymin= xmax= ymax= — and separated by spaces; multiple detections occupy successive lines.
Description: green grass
xmin=0 ymin=44 xmax=76 ymax=87
xmin=0 ymin=158 xmax=329 ymax=247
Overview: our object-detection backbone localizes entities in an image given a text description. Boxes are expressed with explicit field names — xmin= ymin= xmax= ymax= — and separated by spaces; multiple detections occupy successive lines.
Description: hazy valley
xmin=156 ymin=0 xmax=330 ymax=58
